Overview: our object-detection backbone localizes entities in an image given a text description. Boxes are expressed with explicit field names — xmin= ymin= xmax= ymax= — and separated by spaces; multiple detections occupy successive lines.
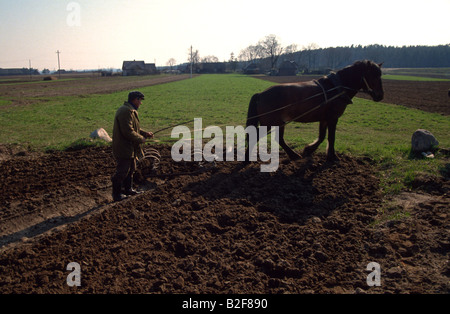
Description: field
xmin=0 ymin=72 xmax=449 ymax=295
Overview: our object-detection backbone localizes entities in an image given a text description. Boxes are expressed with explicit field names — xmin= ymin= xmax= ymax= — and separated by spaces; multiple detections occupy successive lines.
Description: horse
xmin=245 ymin=60 xmax=384 ymax=162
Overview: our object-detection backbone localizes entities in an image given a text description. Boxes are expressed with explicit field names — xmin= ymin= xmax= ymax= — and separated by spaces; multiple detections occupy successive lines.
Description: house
xmin=122 ymin=60 xmax=158 ymax=76
xmin=278 ymin=60 xmax=298 ymax=76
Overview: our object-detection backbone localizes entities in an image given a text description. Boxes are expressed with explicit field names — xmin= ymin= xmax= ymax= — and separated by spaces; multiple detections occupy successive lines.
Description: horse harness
xmin=288 ymin=71 xmax=377 ymax=122
xmin=259 ymin=71 xmax=374 ymax=132
xmin=285 ymin=72 xmax=352 ymax=124
xmin=314 ymin=72 xmax=354 ymax=106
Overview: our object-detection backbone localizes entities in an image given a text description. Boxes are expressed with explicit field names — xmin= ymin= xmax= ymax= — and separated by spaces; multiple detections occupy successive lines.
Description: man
xmin=111 ymin=91 xmax=153 ymax=202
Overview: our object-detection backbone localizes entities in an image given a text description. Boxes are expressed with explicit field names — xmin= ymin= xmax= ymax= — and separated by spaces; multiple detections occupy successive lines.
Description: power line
xmin=190 ymin=45 xmax=193 ymax=78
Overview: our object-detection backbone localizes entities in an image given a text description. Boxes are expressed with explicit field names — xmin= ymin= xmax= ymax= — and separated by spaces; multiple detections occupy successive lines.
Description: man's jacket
xmin=112 ymin=102 xmax=147 ymax=160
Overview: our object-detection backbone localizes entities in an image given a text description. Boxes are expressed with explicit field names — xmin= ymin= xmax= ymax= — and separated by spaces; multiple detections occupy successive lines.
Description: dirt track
xmin=0 ymin=75 xmax=449 ymax=294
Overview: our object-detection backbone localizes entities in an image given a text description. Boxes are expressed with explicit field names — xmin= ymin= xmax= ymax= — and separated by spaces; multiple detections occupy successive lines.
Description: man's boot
xmin=112 ymin=178 xmax=127 ymax=202
xmin=123 ymin=175 xmax=141 ymax=196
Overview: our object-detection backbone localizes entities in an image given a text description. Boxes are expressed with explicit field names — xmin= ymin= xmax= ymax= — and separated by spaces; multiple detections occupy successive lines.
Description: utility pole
xmin=56 ymin=50 xmax=61 ymax=78
xmin=29 ymin=59 xmax=32 ymax=81
xmin=190 ymin=45 xmax=193 ymax=78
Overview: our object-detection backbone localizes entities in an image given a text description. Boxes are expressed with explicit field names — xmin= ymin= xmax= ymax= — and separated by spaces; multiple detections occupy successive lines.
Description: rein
xmin=270 ymin=90 xmax=347 ymax=133
xmin=246 ymin=73 xmax=352 ymax=123
xmin=151 ymin=73 xmax=374 ymax=138
xmin=247 ymin=71 xmax=378 ymax=133
xmin=361 ymin=77 xmax=375 ymax=97
xmin=153 ymin=119 xmax=195 ymax=135
xmin=340 ymin=76 xmax=373 ymax=96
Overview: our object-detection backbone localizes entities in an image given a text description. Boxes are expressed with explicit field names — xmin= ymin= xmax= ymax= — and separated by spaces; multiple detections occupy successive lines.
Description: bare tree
xmin=284 ymin=44 xmax=298 ymax=61
xmin=259 ymin=34 xmax=284 ymax=69
xmin=238 ymin=44 xmax=263 ymax=64
xmin=239 ymin=35 xmax=297 ymax=72
xmin=228 ymin=52 xmax=237 ymax=72
xmin=285 ymin=44 xmax=298 ymax=54
xmin=229 ymin=52 xmax=235 ymax=62
xmin=166 ymin=58 xmax=176 ymax=71
xmin=201 ymin=55 xmax=219 ymax=63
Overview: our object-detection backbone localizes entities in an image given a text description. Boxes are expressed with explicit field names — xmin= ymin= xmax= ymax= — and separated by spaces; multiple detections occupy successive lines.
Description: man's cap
xmin=128 ymin=91 xmax=145 ymax=101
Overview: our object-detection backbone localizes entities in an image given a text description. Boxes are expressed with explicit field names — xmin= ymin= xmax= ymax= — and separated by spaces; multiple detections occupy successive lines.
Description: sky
xmin=0 ymin=0 xmax=449 ymax=71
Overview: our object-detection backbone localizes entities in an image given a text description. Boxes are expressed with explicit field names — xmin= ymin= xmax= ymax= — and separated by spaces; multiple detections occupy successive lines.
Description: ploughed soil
xmin=0 ymin=144 xmax=448 ymax=294
xmin=0 ymin=75 xmax=448 ymax=294
xmin=0 ymin=74 xmax=195 ymax=108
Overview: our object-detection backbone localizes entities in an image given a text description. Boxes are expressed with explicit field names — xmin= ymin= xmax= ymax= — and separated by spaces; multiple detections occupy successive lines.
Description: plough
xmin=137 ymin=146 xmax=217 ymax=178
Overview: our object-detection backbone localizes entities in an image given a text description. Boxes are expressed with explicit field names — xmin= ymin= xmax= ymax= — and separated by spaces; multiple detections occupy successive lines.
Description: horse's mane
xmin=338 ymin=60 xmax=382 ymax=80
xmin=351 ymin=60 xmax=381 ymax=74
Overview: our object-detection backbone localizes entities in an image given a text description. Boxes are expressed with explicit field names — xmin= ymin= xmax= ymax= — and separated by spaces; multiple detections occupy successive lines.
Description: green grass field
xmin=382 ymin=74 xmax=450 ymax=81
xmin=0 ymin=74 xmax=448 ymax=196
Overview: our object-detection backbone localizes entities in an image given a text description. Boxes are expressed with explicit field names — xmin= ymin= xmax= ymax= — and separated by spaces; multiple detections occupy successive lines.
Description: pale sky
xmin=0 ymin=0 xmax=449 ymax=70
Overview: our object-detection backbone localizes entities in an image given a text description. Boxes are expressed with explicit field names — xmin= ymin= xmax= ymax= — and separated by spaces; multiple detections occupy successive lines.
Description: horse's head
xmin=359 ymin=60 xmax=384 ymax=102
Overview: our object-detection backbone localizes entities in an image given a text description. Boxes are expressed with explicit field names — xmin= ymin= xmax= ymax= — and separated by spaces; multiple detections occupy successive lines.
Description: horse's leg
xmin=303 ymin=120 xmax=327 ymax=156
xmin=244 ymin=126 xmax=259 ymax=162
xmin=326 ymin=118 xmax=339 ymax=162
xmin=278 ymin=125 xmax=301 ymax=160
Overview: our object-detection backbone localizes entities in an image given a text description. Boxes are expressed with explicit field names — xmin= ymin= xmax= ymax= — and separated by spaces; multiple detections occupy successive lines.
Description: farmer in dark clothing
xmin=111 ymin=91 xmax=153 ymax=202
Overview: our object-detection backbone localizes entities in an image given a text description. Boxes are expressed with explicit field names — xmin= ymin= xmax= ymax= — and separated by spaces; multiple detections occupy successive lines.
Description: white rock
xmin=90 ymin=128 xmax=112 ymax=142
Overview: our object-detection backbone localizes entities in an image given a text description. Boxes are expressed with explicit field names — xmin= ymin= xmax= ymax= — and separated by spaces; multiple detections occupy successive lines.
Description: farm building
xmin=278 ymin=60 xmax=298 ymax=76
xmin=122 ymin=60 xmax=158 ymax=76
xmin=0 ymin=68 xmax=40 ymax=76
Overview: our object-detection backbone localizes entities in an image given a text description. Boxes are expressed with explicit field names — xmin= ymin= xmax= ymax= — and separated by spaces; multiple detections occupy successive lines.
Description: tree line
xmin=284 ymin=44 xmax=450 ymax=72
xmin=169 ymin=35 xmax=449 ymax=74
xmin=237 ymin=36 xmax=449 ymax=72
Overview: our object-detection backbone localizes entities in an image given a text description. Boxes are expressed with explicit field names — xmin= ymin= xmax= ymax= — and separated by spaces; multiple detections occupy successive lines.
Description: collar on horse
xmin=247 ymin=71 xmax=368 ymax=124
xmin=314 ymin=72 xmax=353 ymax=105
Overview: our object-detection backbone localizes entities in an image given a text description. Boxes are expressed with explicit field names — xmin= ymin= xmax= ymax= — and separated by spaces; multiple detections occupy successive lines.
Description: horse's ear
xmin=378 ymin=62 xmax=384 ymax=68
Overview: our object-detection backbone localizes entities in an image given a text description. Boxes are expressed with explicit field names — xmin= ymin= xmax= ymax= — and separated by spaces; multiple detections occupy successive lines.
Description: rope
xmin=153 ymin=119 xmax=195 ymax=135
xmin=154 ymin=88 xmax=347 ymax=140
xmin=147 ymin=75 xmax=369 ymax=140
xmin=137 ymin=75 xmax=371 ymax=176
xmin=243 ymin=85 xmax=342 ymax=122
xmin=315 ymin=80 xmax=328 ymax=104
xmin=262 ymin=91 xmax=347 ymax=137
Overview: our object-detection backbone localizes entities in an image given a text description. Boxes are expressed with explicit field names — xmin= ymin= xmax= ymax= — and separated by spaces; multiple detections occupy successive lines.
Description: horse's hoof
xmin=326 ymin=155 xmax=340 ymax=163
xmin=302 ymin=147 xmax=316 ymax=157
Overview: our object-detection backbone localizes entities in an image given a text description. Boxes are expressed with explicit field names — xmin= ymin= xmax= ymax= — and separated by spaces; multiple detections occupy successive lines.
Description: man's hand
xmin=143 ymin=131 xmax=154 ymax=139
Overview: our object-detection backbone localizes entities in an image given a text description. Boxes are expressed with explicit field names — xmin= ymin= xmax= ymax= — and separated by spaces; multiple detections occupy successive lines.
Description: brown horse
xmin=245 ymin=60 xmax=384 ymax=162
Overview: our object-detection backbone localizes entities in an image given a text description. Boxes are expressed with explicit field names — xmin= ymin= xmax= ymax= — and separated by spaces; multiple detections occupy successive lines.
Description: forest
xmin=231 ymin=36 xmax=450 ymax=73
xmin=288 ymin=44 xmax=450 ymax=71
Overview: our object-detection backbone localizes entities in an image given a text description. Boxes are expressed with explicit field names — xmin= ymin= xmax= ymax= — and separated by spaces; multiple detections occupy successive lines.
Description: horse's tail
xmin=246 ymin=93 xmax=260 ymax=128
